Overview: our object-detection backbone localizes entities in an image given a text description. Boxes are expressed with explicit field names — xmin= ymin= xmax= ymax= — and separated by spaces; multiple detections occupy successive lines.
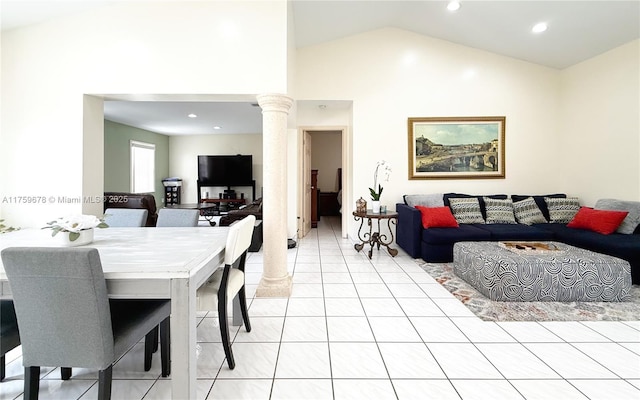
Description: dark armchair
xmin=103 ymin=192 xmax=158 ymax=227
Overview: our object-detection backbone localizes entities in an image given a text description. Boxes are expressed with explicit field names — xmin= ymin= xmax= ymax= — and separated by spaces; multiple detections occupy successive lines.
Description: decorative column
xmin=255 ymin=93 xmax=293 ymax=297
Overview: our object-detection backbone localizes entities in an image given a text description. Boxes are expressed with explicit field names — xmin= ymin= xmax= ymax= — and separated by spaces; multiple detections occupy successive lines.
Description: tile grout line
xmin=318 ymin=220 xmax=336 ymax=400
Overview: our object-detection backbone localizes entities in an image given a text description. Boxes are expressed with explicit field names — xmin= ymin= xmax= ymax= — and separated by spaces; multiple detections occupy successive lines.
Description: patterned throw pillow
xmin=545 ymin=197 xmax=580 ymax=223
xmin=511 ymin=194 xmax=566 ymax=221
xmin=513 ymin=197 xmax=547 ymax=225
xmin=483 ymin=197 xmax=516 ymax=224
xmin=448 ymin=197 xmax=485 ymax=224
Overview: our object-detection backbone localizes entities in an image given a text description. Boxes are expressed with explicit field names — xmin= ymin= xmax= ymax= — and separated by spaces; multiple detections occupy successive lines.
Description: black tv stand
xmin=223 ymin=188 xmax=238 ymax=199
xmin=197 ymin=180 xmax=256 ymax=203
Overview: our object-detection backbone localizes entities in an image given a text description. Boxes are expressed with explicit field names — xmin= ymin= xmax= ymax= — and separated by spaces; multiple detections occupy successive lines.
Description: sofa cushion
xmin=473 ymin=223 xmax=554 ymax=241
xmin=448 ymin=197 xmax=485 ymax=224
xmin=548 ymin=223 xmax=640 ymax=263
xmin=512 ymin=193 xmax=566 ymax=221
xmin=404 ymin=194 xmax=444 ymax=208
xmin=513 ymin=197 xmax=547 ymax=225
xmin=483 ymin=197 xmax=516 ymax=224
xmin=415 ymin=206 xmax=458 ymax=228
xmin=545 ymin=197 xmax=580 ymax=223
xmin=421 ymin=224 xmax=490 ymax=245
xmin=444 ymin=193 xmax=508 ymax=219
xmin=567 ymin=207 xmax=628 ymax=235
xmin=595 ymin=198 xmax=640 ymax=234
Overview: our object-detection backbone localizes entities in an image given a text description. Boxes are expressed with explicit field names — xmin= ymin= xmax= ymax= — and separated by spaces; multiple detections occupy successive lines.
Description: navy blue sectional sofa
xmin=396 ymin=193 xmax=640 ymax=284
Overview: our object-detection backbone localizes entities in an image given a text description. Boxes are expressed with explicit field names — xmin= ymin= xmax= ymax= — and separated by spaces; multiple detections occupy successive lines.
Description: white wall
xmin=1 ymin=1 xmax=288 ymax=227
xmin=296 ymin=28 xmax=563 ymax=237
xmin=169 ymin=134 xmax=264 ymax=203
xmin=286 ymin=128 xmax=298 ymax=239
xmin=559 ymin=40 xmax=640 ymax=205
xmin=296 ymin=29 xmax=640 ymax=238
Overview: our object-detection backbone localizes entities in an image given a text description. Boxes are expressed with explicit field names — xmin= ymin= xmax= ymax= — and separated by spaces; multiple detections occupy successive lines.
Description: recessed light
xmin=462 ymin=68 xmax=476 ymax=80
xmin=447 ymin=1 xmax=461 ymax=12
xmin=532 ymin=22 xmax=548 ymax=34
xmin=213 ymin=126 xmax=221 ymax=130
xmin=188 ymin=113 xmax=197 ymax=118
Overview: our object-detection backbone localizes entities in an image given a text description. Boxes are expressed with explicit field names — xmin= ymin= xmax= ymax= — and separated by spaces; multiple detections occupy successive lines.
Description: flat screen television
xmin=198 ymin=155 xmax=253 ymax=187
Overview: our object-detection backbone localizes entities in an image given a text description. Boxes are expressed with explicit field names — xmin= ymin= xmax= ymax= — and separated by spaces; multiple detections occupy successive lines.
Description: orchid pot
xmin=43 ymin=214 xmax=108 ymax=247
xmin=56 ymin=228 xmax=95 ymax=247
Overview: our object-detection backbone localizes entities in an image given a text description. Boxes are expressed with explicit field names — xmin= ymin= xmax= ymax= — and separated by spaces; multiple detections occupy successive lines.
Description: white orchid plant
xmin=43 ymin=214 xmax=108 ymax=241
xmin=0 ymin=219 xmax=19 ymax=234
xmin=369 ymin=160 xmax=392 ymax=201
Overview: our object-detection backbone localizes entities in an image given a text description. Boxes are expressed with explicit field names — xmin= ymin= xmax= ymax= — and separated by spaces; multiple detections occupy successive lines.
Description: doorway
xmin=298 ymin=128 xmax=348 ymax=239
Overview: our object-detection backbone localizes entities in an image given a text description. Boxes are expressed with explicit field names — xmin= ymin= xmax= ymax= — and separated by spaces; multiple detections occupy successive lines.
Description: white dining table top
xmin=0 ymin=227 xmax=228 ymax=280
xmin=0 ymin=226 xmax=230 ymax=398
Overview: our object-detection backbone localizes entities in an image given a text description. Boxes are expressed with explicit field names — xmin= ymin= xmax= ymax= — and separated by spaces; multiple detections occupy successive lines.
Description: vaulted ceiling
xmin=2 ymin=1 xmax=638 ymax=135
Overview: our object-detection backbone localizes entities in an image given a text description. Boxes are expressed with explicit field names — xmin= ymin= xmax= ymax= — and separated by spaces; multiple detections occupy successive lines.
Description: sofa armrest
xmin=396 ymin=203 xmax=422 ymax=258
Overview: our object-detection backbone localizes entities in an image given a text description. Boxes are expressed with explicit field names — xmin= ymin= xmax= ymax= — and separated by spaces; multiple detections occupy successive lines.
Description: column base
xmin=255 ymin=274 xmax=293 ymax=297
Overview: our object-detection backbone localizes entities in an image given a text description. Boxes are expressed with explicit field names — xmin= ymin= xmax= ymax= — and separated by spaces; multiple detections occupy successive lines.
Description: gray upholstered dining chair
xmin=1 ymin=301 xmax=72 ymax=382
xmin=104 ymin=208 xmax=148 ymax=227
xmin=1 ymin=247 xmax=171 ymax=400
xmin=156 ymin=208 xmax=199 ymax=227
xmin=0 ymin=300 xmax=20 ymax=381
xmin=197 ymin=215 xmax=254 ymax=369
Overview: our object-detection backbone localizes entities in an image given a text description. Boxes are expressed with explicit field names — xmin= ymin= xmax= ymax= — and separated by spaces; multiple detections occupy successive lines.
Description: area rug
xmin=418 ymin=261 xmax=640 ymax=322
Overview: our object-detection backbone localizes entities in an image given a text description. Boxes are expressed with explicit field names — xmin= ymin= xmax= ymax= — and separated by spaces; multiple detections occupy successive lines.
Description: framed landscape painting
xmin=408 ymin=116 xmax=506 ymax=179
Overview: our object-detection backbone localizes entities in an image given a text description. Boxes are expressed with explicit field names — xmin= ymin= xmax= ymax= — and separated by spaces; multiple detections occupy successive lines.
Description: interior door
xmin=302 ymin=131 xmax=312 ymax=237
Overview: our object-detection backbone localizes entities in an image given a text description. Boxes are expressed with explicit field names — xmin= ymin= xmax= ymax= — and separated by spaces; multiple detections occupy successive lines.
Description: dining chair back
xmin=223 ymin=215 xmax=256 ymax=266
xmin=197 ymin=215 xmax=255 ymax=369
xmin=1 ymin=247 xmax=171 ymax=400
xmin=0 ymin=300 xmax=20 ymax=381
xmin=156 ymin=208 xmax=199 ymax=227
xmin=104 ymin=208 xmax=148 ymax=227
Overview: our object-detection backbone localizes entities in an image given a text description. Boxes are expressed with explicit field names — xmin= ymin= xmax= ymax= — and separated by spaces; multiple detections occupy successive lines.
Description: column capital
xmin=256 ymin=93 xmax=293 ymax=113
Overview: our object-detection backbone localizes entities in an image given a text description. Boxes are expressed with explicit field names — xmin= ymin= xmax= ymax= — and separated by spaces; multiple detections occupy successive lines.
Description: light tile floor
xmin=2 ymin=216 xmax=639 ymax=399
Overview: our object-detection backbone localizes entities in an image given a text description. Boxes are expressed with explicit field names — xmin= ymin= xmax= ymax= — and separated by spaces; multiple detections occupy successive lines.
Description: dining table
xmin=0 ymin=227 xmax=229 ymax=399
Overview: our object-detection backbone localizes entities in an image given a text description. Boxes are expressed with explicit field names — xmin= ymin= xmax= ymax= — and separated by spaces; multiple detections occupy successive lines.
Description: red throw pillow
xmin=415 ymin=206 xmax=459 ymax=229
xmin=567 ymin=207 xmax=628 ymax=235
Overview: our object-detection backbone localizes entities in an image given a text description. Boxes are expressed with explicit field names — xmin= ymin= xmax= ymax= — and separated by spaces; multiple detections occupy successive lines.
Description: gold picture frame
xmin=408 ymin=116 xmax=506 ymax=180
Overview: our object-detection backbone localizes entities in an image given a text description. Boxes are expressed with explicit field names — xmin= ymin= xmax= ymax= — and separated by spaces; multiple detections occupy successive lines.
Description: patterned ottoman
xmin=453 ymin=241 xmax=632 ymax=302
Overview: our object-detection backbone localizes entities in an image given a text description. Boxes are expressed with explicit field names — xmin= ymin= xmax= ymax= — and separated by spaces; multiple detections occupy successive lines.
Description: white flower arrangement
xmin=369 ymin=160 xmax=392 ymax=201
xmin=43 ymin=214 xmax=108 ymax=241
xmin=0 ymin=219 xmax=20 ymax=233
xmin=0 ymin=219 xmax=19 ymax=234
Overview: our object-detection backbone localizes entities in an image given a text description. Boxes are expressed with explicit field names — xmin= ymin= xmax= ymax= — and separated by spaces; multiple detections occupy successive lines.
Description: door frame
xmin=297 ymin=126 xmax=350 ymax=239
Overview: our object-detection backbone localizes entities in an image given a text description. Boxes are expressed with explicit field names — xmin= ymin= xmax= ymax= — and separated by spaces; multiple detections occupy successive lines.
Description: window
xmin=130 ymin=140 xmax=155 ymax=193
